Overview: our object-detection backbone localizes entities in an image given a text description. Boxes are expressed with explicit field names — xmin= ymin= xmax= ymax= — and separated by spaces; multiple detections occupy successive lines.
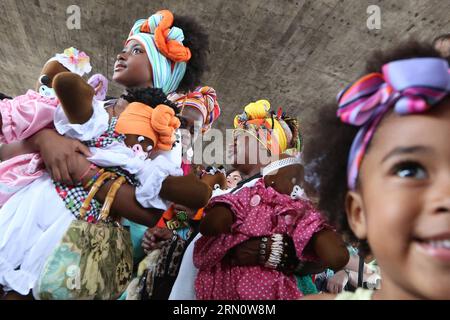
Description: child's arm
xmin=199 ymin=204 xmax=234 ymax=237
xmin=309 ymin=228 xmax=350 ymax=272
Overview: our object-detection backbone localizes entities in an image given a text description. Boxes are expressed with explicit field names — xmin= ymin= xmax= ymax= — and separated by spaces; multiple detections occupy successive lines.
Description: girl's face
xmin=230 ymin=132 xmax=272 ymax=175
xmin=179 ymin=107 xmax=203 ymax=150
xmin=113 ymin=40 xmax=153 ymax=89
xmin=226 ymin=170 xmax=243 ymax=189
xmin=347 ymin=100 xmax=450 ymax=299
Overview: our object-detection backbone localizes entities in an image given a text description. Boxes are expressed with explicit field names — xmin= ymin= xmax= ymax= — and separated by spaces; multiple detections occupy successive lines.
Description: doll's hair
xmin=173 ymin=14 xmax=210 ymax=93
xmin=303 ymin=40 xmax=444 ymax=256
xmin=121 ymin=87 xmax=178 ymax=113
xmin=0 ymin=92 xmax=12 ymax=100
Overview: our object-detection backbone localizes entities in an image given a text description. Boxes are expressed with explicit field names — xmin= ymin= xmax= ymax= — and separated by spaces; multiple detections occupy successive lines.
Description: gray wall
xmin=0 ymin=0 xmax=448 ymax=142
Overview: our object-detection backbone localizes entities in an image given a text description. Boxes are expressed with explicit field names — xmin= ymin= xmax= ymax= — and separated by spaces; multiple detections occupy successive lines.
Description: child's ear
xmin=345 ymin=191 xmax=368 ymax=240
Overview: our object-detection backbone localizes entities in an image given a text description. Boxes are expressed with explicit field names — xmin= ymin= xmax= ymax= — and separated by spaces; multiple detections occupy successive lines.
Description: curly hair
xmin=303 ymin=40 xmax=444 ymax=256
xmin=173 ymin=14 xmax=210 ymax=93
xmin=121 ymin=87 xmax=178 ymax=113
xmin=0 ymin=92 xmax=12 ymax=100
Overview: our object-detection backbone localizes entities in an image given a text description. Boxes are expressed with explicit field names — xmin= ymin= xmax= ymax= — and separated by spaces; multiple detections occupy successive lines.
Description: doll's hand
xmin=142 ymin=227 xmax=174 ymax=254
xmin=228 ymin=238 xmax=265 ymax=267
xmin=32 ymin=129 xmax=92 ymax=185
xmin=326 ymin=270 xmax=349 ymax=294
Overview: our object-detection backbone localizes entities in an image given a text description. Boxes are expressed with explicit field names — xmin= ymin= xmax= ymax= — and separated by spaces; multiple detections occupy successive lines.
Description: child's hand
xmin=326 ymin=270 xmax=349 ymax=294
xmin=32 ymin=129 xmax=92 ymax=185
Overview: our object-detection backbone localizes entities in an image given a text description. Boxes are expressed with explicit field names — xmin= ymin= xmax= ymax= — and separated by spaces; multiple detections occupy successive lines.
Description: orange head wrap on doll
xmin=115 ymin=102 xmax=181 ymax=151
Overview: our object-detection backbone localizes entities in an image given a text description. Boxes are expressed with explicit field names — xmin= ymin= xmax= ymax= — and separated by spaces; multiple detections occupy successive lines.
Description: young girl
xmin=304 ymin=41 xmax=450 ymax=300
xmin=193 ymin=100 xmax=349 ymax=300
xmin=0 ymin=9 xmax=211 ymax=300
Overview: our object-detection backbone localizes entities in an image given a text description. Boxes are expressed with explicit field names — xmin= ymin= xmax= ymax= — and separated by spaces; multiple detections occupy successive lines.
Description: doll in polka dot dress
xmin=194 ymin=155 xmax=349 ymax=300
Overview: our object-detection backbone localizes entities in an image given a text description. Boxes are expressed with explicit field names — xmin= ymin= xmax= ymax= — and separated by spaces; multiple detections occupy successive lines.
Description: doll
xmin=194 ymin=154 xmax=350 ymax=300
xmin=0 ymin=48 xmax=92 ymax=206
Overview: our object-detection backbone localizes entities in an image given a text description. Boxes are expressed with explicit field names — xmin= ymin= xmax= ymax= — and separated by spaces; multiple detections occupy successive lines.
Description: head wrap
xmin=234 ymin=99 xmax=302 ymax=156
xmin=127 ymin=10 xmax=191 ymax=94
xmin=175 ymin=86 xmax=221 ymax=132
xmin=115 ymin=102 xmax=181 ymax=151
xmin=47 ymin=47 xmax=92 ymax=77
xmin=337 ymin=57 xmax=450 ymax=190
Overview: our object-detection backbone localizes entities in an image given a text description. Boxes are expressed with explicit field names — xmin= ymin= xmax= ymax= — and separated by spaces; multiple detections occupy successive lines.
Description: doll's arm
xmin=53 ymin=72 xmax=94 ymax=124
xmin=199 ymin=204 xmax=234 ymax=237
xmin=160 ymin=174 xmax=212 ymax=210
xmin=309 ymin=228 xmax=350 ymax=272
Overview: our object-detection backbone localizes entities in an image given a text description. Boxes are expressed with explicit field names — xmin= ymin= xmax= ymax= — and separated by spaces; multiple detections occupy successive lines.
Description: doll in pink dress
xmin=0 ymin=48 xmax=94 ymax=206
xmin=194 ymin=155 xmax=350 ymax=300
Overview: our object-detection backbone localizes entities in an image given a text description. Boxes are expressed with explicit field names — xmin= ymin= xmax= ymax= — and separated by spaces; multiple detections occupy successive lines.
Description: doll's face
xmin=264 ymin=164 xmax=305 ymax=197
xmin=124 ymin=134 xmax=154 ymax=160
xmin=346 ymin=100 xmax=450 ymax=299
xmin=201 ymin=168 xmax=227 ymax=191
xmin=113 ymin=40 xmax=153 ymax=89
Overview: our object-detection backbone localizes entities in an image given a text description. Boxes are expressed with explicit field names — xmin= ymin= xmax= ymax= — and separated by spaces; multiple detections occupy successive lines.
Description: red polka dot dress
xmin=194 ymin=179 xmax=326 ymax=300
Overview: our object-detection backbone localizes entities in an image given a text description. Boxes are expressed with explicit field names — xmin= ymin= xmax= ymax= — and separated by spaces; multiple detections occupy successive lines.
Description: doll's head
xmin=113 ymin=10 xmax=209 ymax=94
xmin=36 ymin=47 xmax=92 ymax=97
xmin=232 ymin=100 xmax=302 ymax=175
xmin=263 ymin=154 xmax=308 ymax=201
xmin=115 ymin=102 xmax=181 ymax=160
xmin=200 ymin=166 xmax=227 ymax=191
xmin=305 ymin=41 xmax=450 ymax=299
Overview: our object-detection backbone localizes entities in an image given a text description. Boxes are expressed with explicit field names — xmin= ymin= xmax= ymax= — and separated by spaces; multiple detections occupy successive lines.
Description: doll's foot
xmin=53 ymin=72 xmax=95 ymax=124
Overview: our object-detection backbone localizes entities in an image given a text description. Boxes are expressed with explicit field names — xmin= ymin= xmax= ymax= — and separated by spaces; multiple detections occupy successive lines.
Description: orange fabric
xmin=157 ymin=206 xmax=176 ymax=228
xmin=151 ymin=104 xmax=181 ymax=151
xmin=153 ymin=10 xmax=192 ymax=63
xmin=115 ymin=103 xmax=180 ymax=151
xmin=192 ymin=208 xmax=204 ymax=221
xmin=115 ymin=102 xmax=157 ymax=145
xmin=156 ymin=206 xmax=204 ymax=228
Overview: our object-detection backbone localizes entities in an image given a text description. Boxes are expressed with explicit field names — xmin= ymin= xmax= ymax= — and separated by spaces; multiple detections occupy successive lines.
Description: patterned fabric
xmin=36 ymin=220 xmax=133 ymax=300
xmin=194 ymin=179 xmax=326 ymax=300
xmin=54 ymin=117 xmax=137 ymax=222
xmin=175 ymin=86 xmax=221 ymax=133
xmin=84 ymin=117 xmax=126 ymax=148
xmin=337 ymin=58 xmax=450 ymax=190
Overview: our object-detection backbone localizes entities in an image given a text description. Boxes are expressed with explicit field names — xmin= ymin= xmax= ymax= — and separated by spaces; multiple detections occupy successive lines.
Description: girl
xmin=170 ymin=101 xmax=348 ymax=300
xmin=0 ymin=9 xmax=210 ymax=300
xmin=194 ymin=100 xmax=349 ymax=300
xmin=304 ymin=41 xmax=450 ymax=300
xmin=226 ymin=169 xmax=243 ymax=190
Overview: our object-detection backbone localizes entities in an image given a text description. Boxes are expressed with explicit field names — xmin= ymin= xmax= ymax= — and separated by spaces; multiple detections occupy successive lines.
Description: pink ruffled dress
xmin=0 ymin=90 xmax=59 ymax=206
xmin=194 ymin=179 xmax=327 ymax=300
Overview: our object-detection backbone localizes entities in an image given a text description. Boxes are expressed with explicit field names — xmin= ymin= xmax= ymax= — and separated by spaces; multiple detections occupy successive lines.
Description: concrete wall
xmin=0 ymin=0 xmax=448 ymax=144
